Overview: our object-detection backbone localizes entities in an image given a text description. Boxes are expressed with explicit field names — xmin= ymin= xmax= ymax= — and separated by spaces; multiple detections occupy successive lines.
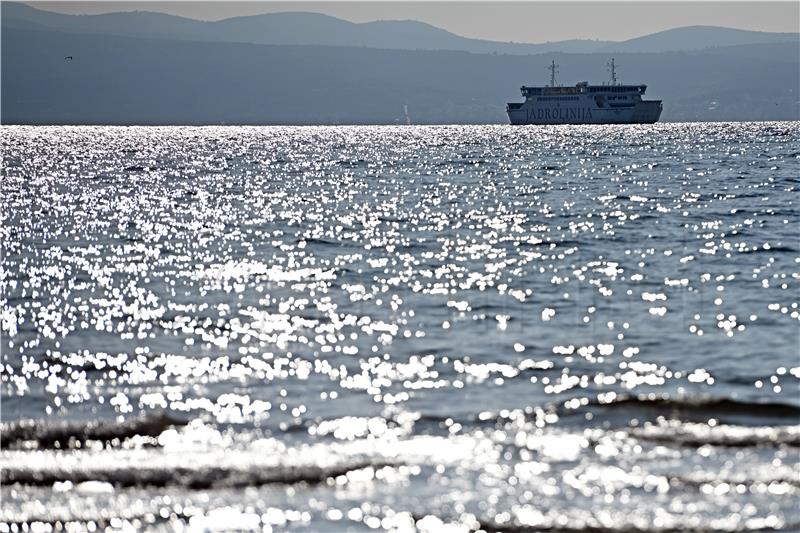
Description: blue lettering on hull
xmin=526 ymin=107 xmax=594 ymax=124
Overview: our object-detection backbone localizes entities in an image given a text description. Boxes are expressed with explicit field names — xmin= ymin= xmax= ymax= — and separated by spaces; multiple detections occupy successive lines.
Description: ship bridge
xmin=521 ymin=83 xmax=647 ymax=98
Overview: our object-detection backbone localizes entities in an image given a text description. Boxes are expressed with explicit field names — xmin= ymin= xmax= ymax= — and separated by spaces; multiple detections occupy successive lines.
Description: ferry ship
xmin=506 ymin=59 xmax=662 ymax=125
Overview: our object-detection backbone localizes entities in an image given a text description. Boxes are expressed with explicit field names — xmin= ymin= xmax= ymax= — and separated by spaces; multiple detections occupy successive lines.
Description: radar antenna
xmin=607 ymin=58 xmax=618 ymax=85
xmin=548 ymin=60 xmax=559 ymax=87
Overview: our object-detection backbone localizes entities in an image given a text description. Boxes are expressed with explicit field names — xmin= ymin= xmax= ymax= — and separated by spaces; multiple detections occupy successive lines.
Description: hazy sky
xmin=27 ymin=2 xmax=800 ymax=42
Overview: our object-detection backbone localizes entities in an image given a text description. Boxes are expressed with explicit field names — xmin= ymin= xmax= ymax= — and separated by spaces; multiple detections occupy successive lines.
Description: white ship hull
xmin=507 ymin=99 xmax=662 ymax=125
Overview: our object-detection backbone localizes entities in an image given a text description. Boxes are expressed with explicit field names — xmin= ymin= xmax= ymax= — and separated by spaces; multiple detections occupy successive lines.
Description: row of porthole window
xmin=537 ymin=96 xmax=580 ymax=101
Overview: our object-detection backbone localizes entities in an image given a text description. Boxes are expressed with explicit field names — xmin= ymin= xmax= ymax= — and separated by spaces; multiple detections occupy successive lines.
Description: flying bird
xmin=64 ymin=56 xmax=73 ymax=61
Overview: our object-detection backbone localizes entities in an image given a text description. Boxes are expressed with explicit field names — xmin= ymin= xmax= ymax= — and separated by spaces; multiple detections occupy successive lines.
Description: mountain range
xmin=2 ymin=2 xmax=799 ymax=124
xmin=5 ymin=2 xmax=798 ymax=55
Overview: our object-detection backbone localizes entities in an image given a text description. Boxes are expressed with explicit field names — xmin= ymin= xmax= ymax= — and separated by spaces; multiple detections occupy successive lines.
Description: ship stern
xmin=634 ymin=100 xmax=663 ymax=123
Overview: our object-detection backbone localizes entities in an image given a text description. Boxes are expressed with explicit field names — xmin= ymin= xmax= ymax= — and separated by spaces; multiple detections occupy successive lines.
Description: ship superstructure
xmin=506 ymin=59 xmax=663 ymax=125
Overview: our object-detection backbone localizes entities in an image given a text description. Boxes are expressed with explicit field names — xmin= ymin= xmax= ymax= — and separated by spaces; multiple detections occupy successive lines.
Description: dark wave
xmin=673 ymin=474 xmax=800 ymax=489
xmin=629 ymin=422 xmax=800 ymax=448
xmin=739 ymin=245 xmax=797 ymax=254
xmin=1 ymin=411 xmax=187 ymax=450
xmin=303 ymin=236 xmax=343 ymax=247
xmin=584 ymin=394 xmax=800 ymax=426
xmin=2 ymin=460 xmax=398 ymax=489
xmin=469 ymin=521 xmax=799 ymax=533
xmin=7 ymin=514 xmax=800 ymax=533
xmin=475 ymin=524 xmax=687 ymax=533
xmin=5 ymin=510 xmax=799 ymax=533
xmin=471 ymin=303 xmax=519 ymax=313
xmin=422 ymin=512 xmax=800 ymax=533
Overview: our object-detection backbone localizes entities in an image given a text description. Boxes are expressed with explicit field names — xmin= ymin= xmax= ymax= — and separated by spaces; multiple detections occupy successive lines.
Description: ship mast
xmin=607 ymin=58 xmax=618 ymax=85
xmin=548 ymin=60 xmax=559 ymax=87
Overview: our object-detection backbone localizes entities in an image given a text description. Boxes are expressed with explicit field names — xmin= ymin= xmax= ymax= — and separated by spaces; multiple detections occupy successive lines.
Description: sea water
xmin=1 ymin=123 xmax=799 ymax=531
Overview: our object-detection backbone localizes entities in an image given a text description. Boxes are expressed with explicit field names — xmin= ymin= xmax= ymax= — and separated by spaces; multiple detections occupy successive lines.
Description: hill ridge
xmin=4 ymin=2 xmax=797 ymax=55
